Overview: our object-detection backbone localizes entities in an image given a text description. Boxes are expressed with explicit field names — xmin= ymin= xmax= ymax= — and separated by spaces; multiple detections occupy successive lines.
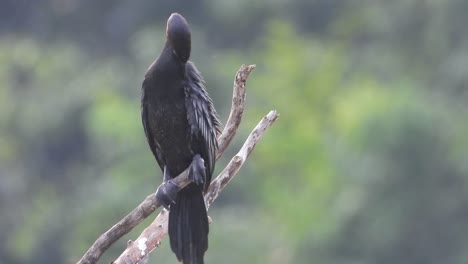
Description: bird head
xmin=166 ymin=13 xmax=191 ymax=63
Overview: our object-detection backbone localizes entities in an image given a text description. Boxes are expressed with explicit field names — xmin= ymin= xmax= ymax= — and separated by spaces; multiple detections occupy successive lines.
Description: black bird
xmin=141 ymin=13 xmax=220 ymax=264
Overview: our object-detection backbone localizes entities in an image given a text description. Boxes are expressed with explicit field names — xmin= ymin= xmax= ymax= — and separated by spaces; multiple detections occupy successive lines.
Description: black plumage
xmin=140 ymin=13 xmax=220 ymax=264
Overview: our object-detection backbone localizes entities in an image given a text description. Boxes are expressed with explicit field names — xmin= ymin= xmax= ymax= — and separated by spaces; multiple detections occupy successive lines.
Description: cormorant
xmin=140 ymin=13 xmax=220 ymax=264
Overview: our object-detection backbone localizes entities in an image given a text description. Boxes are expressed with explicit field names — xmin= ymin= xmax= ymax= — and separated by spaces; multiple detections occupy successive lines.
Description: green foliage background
xmin=1 ymin=1 xmax=468 ymax=263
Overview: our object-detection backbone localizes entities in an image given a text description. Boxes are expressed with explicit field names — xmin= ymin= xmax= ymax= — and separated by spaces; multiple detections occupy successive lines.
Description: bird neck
xmin=143 ymin=47 xmax=187 ymax=99
xmin=152 ymin=46 xmax=186 ymax=78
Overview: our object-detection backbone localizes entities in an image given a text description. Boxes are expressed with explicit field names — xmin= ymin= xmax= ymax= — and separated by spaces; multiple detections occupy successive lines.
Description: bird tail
xmin=169 ymin=184 xmax=208 ymax=264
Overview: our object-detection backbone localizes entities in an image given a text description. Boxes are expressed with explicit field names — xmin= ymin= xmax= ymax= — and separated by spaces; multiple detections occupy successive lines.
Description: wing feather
xmin=184 ymin=62 xmax=221 ymax=189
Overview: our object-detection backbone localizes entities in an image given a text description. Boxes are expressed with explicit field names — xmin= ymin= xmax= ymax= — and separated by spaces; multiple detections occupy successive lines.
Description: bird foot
xmin=189 ymin=154 xmax=206 ymax=186
xmin=155 ymin=180 xmax=179 ymax=210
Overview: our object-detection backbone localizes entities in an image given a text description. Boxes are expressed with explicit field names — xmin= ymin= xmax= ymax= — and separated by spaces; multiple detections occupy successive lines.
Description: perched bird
xmin=141 ymin=13 xmax=220 ymax=264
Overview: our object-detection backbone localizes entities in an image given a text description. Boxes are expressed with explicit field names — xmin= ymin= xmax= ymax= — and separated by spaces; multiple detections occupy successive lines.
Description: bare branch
xmin=205 ymin=110 xmax=279 ymax=208
xmin=77 ymin=64 xmax=257 ymax=264
xmin=217 ymin=64 xmax=256 ymax=159
xmin=113 ymin=110 xmax=279 ymax=264
xmin=75 ymin=171 xmax=189 ymax=264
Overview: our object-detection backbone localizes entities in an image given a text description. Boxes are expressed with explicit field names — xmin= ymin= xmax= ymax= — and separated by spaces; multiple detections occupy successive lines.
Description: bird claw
xmin=189 ymin=154 xmax=206 ymax=186
xmin=155 ymin=180 xmax=179 ymax=210
xmin=155 ymin=157 xmax=205 ymax=209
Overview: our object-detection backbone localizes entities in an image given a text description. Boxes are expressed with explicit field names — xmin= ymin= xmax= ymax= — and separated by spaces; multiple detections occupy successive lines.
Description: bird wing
xmin=184 ymin=62 xmax=221 ymax=188
xmin=141 ymin=81 xmax=165 ymax=172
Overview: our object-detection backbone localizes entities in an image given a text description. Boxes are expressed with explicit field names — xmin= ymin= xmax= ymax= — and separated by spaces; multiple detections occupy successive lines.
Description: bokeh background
xmin=2 ymin=1 xmax=468 ymax=263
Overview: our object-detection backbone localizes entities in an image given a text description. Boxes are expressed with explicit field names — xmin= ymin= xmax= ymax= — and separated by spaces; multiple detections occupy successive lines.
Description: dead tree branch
xmin=77 ymin=64 xmax=278 ymax=264
xmin=112 ymin=110 xmax=278 ymax=264
xmin=216 ymin=64 xmax=255 ymax=159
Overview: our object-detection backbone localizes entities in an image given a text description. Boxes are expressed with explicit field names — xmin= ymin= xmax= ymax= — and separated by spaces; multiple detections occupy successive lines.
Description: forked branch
xmin=77 ymin=64 xmax=279 ymax=264
xmin=113 ymin=110 xmax=278 ymax=264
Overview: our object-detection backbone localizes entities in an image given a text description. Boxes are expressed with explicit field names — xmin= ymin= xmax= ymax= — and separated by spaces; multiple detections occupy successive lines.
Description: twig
xmin=113 ymin=110 xmax=279 ymax=264
xmin=77 ymin=64 xmax=257 ymax=264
